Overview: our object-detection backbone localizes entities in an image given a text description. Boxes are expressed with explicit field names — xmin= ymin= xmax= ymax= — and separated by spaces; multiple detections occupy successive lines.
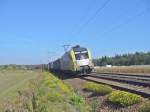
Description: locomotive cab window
xmin=75 ymin=51 xmax=89 ymax=60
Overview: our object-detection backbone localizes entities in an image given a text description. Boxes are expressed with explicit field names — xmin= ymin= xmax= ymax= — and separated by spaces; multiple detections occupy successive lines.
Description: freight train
xmin=47 ymin=45 xmax=94 ymax=74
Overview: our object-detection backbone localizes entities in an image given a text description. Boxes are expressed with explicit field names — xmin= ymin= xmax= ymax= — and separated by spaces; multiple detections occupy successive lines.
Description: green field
xmin=0 ymin=70 xmax=41 ymax=102
xmin=0 ymin=70 xmax=90 ymax=112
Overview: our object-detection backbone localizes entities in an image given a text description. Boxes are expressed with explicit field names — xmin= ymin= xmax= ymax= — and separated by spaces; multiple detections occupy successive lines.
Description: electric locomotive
xmin=48 ymin=45 xmax=94 ymax=74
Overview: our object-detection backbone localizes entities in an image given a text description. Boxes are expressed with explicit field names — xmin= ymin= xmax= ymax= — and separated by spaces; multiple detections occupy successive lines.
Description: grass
xmin=38 ymin=72 xmax=91 ymax=112
xmin=2 ymin=69 xmax=146 ymax=111
xmin=108 ymin=90 xmax=143 ymax=107
xmin=1 ymin=71 xmax=91 ymax=112
xmin=139 ymin=101 xmax=150 ymax=112
xmin=70 ymin=93 xmax=90 ymax=112
xmin=90 ymin=98 xmax=101 ymax=112
xmin=95 ymin=66 xmax=150 ymax=74
xmin=0 ymin=70 xmax=40 ymax=101
xmin=84 ymin=82 xmax=112 ymax=95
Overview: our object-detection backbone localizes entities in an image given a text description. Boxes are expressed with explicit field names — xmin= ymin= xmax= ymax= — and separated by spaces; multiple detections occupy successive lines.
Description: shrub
xmin=70 ymin=94 xmax=85 ymax=106
xmin=108 ymin=90 xmax=143 ymax=107
xmin=70 ymin=93 xmax=91 ymax=112
xmin=84 ymin=82 xmax=112 ymax=95
xmin=91 ymin=98 xmax=101 ymax=112
xmin=43 ymin=73 xmax=74 ymax=96
xmin=47 ymin=91 xmax=64 ymax=102
xmin=139 ymin=101 xmax=150 ymax=112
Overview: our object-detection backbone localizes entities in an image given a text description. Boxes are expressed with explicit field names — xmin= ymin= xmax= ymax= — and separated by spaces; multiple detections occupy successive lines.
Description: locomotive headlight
xmin=74 ymin=61 xmax=78 ymax=66
xmin=74 ymin=61 xmax=79 ymax=68
xmin=89 ymin=59 xmax=94 ymax=66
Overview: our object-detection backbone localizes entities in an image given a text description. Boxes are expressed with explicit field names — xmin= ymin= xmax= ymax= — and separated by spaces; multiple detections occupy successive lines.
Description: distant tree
xmin=9 ymin=64 xmax=17 ymax=70
xmin=93 ymin=51 xmax=150 ymax=66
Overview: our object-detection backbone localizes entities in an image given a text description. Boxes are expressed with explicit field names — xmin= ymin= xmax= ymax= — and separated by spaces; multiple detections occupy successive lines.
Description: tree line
xmin=93 ymin=52 xmax=150 ymax=66
xmin=0 ymin=64 xmax=42 ymax=70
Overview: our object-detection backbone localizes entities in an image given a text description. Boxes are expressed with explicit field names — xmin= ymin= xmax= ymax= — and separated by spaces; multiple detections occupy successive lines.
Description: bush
xmin=91 ymin=98 xmax=101 ymax=112
xmin=84 ymin=82 xmax=112 ymax=95
xmin=42 ymin=72 xmax=91 ymax=112
xmin=108 ymin=90 xmax=143 ymax=107
xmin=70 ymin=94 xmax=85 ymax=106
xmin=139 ymin=101 xmax=150 ymax=112
xmin=47 ymin=91 xmax=64 ymax=102
xmin=70 ymin=93 xmax=91 ymax=112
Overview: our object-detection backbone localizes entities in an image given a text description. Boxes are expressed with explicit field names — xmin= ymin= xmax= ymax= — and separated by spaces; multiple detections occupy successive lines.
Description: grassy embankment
xmin=95 ymin=66 xmax=150 ymax=74
xmin=0 ymin=70 xmax=90 ymax=112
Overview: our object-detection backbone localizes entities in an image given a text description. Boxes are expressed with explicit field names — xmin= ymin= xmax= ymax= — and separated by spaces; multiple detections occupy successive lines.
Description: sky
xmin=0 ymin=0 xmax=150 ymax=64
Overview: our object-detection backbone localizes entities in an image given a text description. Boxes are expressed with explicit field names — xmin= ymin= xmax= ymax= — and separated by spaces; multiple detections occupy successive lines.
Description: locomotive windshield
xmin=75 ymin=51 xmax=89 ymax=60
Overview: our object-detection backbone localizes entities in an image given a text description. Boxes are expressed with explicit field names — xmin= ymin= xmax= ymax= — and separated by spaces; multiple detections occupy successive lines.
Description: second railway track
xmin=80 ymin=73 xmax=150 ymax=98
xmin=89 ymin=73 xmax=150 ymax=87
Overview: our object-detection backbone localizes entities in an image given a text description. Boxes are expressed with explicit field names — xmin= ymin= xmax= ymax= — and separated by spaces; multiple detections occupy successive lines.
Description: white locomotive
xmin=48 ymin=45 xmax=94 ymax=74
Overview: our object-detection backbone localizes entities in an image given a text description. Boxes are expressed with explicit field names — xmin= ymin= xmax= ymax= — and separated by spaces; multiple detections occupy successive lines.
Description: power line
xmin=76 ymin=0 xmax=96 ymax=25
xmin=101 ymin=7 xmax=150 ymax=36
xmin=75 ymin=0 xmax=111 ymax=35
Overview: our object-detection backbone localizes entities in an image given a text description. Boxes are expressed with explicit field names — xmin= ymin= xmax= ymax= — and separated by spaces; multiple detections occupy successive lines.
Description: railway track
xmin=80 ymin=73 xmax=150 ymax=98
xmin=89 ymin=73 xmax=150 ymax=87
xmin=94 ymin=72 xmax=150 ymax=78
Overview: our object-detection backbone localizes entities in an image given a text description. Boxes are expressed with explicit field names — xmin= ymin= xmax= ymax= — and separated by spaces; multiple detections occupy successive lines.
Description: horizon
xmin=0 ymin=50 xmax=149 ymax=65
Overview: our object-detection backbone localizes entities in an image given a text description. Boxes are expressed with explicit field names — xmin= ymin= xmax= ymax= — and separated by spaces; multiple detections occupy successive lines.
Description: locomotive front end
xmin=72 ymin=45 xmax=94 ymax=74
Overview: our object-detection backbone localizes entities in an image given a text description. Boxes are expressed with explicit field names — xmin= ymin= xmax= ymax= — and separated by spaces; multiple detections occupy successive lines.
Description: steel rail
xmin=81 ymin=76 xmax=150 ymax=98
xmin=89 ymin=73 xmax=150 ymax=87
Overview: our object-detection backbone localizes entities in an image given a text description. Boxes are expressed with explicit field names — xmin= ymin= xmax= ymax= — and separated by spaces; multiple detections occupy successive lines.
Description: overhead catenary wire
xmin=75 ymin=0 xmax=111 ymax=35
xmin=100 ymin=7 xmax=150 ymax=36
xmin=75 ymin=0 xmax=96 ymax=26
